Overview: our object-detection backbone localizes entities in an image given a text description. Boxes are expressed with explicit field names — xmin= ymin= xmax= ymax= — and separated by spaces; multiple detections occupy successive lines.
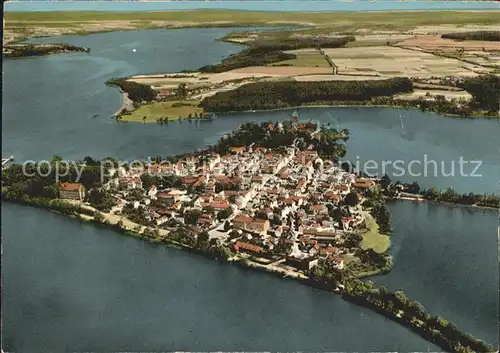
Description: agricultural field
xmin=4 ymin=10 xmax=500 ymax=43
xmin=230 ymin=66 xmax=333 ymax=76
xmin=271 ymin=52 xmax=330 ymax=68
xmin=395 ymin=89 xmax=473 ymax=101
xmin=119 ymin=100 xmax=203 ymax=123
xmin=322 ymin=46 xmax=488 ymax=78
xmin=397 ymin=35 xmax=500 ymax=53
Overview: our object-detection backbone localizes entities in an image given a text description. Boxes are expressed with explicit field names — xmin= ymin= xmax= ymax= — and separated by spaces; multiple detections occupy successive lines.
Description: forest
xmin=201 ymin=77 xmax=413 ymax=111
xmin=462 ymin=74 xmax=500 ymax=113
xmin=198 ymin=35 xmax=354 ymax=73
xmin=441 ymin=30 xmax=500 ymax=41
xmin=4 ymin=43 xmax=89 ymax=58
xmin=106 ymin=77 xmax=157 ymax=103
xmin=198 ymin=49 xmax=295 ymax=73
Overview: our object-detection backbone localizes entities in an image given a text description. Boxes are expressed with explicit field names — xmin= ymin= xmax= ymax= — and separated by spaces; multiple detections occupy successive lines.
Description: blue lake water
xmin=2 ymin=26 xmax=498 ymax=351
xmin=4 ymin=28 xmax=500 ymax=194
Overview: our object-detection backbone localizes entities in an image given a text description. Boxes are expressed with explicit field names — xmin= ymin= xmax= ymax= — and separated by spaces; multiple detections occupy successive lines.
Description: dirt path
xmin=69 ymin=201 xmax=169 ymax=237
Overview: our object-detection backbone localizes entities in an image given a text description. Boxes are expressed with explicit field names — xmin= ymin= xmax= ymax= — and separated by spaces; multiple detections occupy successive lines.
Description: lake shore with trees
xmin=2 ymin=192 xmax=494 ymax=353
xmin=8 ymin=10 xmax=495 ymax=122
xmin=3 ymin=9 xmax=499 ymax=351
xmin=370 ymin=176 xmax=500 ymax=211
xmin=1 ymin=121 xmax=496 ymax=352
xmin=3 ymin=43 xmax=90 ymax=58
xmin=109 ymin=27 xmax=499 ymax=121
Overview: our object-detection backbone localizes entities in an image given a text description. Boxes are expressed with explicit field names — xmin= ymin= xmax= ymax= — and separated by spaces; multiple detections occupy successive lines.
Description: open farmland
xmin=129 ymin=71 xmax=279 ymax=91
xmin=119 ymin=100 xmax=203 ymax=123
xmin=293 ymin=74 xmax=388 ymax=82
xmin=230 ymin=66 xmax=333 ymax=76
xmin=323 ymin=46 xmax=486 ymax=78
xmin=395 ymin=89 xmax=473 ymax=101
xmin=397 ymin=35 xmax=500 ymax=53
xmin=271 ymin=50 xmax=330 ymax=68
xmin=5 ymin=10 xmax=500 ymax=43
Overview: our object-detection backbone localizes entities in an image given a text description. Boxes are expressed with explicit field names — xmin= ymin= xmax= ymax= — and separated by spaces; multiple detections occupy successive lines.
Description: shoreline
xmin=3 ymin=43 xmax=90 ymax=58
xmin=391 ymin=195 xmax=499 ymax=211
xmin=2 ymin=196 xmax=494 ymax=353
xmin=109 ymin=85 xmax=134 ymax=118
xmin=115 ymin=91 xmax=134 ymax=117
xmin=230 ymin=103 xmax=495 ymax=119
xmin=114 ymin=98 xmax=496 ymax=123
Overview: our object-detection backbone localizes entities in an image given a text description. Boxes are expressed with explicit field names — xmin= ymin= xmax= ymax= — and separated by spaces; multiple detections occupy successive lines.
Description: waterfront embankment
xmin=2 ymin=193 xmax=494 ymax=353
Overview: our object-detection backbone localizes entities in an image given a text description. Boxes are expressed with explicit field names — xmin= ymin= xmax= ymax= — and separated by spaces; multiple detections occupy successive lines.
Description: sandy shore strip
xmin=114 ymin=90 xmax=134 ymax=117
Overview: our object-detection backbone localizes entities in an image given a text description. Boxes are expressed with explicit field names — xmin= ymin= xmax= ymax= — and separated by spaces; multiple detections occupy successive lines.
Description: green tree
xmin=93 ymin=211 xmax=105 ymax=223
xmin=51 ymin=155 xmax=63 ymax=165
xmin=184 ymin=209 xmax=202 ymax=225
xmin=463 ymin=74 xmax=500 ymax=112
xmin=344 ymin=191 xmax=359 ymax=207
xmin=408 ymin=181 xmax=420 ymax=194
xmin=217 ymin=208 xmax=233 ymax=221
xmin=176 ymin=83 xmax=188 ymax=98
xmin=380 ymin=174 xmax=391 ymax=190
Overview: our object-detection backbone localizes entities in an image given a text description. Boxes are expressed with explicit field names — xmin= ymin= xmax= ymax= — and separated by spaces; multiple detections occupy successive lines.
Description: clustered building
xmin=57 ymin=123 xmax=376 ymax=274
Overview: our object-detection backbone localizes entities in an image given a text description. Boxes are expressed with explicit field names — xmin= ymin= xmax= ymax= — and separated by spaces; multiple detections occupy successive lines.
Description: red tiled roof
xmin=252 ymin=218 xmax=268 ymax=224
xmin=319 ymin=246 xmax=339 ymax=255
xmin=214 ymin=175 xmax=231 ymax=182
xmin=353 ymin=178 xmax=375 ymax=188
xmin=201 ymin=202 xmax=230 ymax=209
xmin=233 ymin=216 xmax=254 ymax=223
xmin=234 ymin=241 xmax=262 ymax=253
xmin=182 ymin=177 xmax=199 ymax=185
xmin=198 ymin=217 xmax=213 ymax=224
xmin=327 ymin=255 xmax=344 ymax=264
xmin=325 ymin=192 xmax=341 ymax=201
xmin=159 ymin=89 xmax=174 ymax=95
xmin=157 ymin=192 xmax=176 ymax=198
xmin=334 ymin=185 xmax=349 ymax=191
xmin=296 ymin=178 xmax=306 ymax=189
xmin=59 ymin=182 xmax=83 ymax=191
xmin=229 ymin=146 xmax=245 ymax=153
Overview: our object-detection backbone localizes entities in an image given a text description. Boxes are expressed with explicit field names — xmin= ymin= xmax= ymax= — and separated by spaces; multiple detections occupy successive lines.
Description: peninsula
xmin=1 ymin=121 xmax=495 ymax=352
xmin=111 ymin=27 xmax=499 ymax=121
xmin=3 ymin=43 xmax=90 ymax=58
xmin=4 ymin=10 xmax=500 ymax=119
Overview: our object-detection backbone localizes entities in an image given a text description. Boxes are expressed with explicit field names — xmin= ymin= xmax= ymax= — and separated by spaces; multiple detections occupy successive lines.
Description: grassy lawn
xmin=360 ymin=212 xmax=390 ymax=254
xmin=119 ymin=100 xmax=204 ymax=123
xmin=271 ymin=53 xmax=330 ymax=68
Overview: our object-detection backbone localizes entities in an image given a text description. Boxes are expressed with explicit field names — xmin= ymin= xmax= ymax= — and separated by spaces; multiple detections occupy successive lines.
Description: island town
xmin=53 ymin=117 xmax=390 ymax=280
xmin=2 ymin=5 xmax=499 ymax=352
xmin=1 ymin=116 xmax=495 ymax=353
